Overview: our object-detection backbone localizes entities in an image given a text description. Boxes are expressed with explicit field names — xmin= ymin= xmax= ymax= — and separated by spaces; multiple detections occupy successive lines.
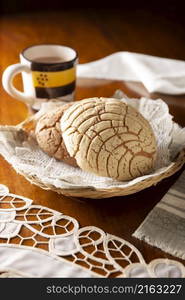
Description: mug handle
xmin=2 ymin=63 xmax=34 ymax=105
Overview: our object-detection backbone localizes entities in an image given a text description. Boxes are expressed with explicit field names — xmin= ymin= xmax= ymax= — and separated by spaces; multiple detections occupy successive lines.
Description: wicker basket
xmin=10 ymin=104 xmax=185 ymax=199
xmin=19 ymin=147 xmax=185 ymax=199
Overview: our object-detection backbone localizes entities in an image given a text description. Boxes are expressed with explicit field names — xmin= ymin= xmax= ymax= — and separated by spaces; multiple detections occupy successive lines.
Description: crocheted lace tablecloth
xmin=0 ymin=184 xmax=184 ymax=278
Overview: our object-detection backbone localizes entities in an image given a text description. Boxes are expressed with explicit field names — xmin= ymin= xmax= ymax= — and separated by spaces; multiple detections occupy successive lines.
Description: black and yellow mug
xmin=2 ymin=44 xmax=78 ymax=110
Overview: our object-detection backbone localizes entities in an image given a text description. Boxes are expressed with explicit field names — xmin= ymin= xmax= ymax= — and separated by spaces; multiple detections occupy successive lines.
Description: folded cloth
xmin=133 ymin=170 xmax=185 ymax=259
xmin=77 ymin=52 xmax=185 ymax=95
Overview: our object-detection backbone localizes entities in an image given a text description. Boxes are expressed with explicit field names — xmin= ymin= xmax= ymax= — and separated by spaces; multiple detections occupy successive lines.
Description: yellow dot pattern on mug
xmin=32 ymin=68 xmax=76 ymax=88
xmin=36 ymin=73 xmax=48 ymax=86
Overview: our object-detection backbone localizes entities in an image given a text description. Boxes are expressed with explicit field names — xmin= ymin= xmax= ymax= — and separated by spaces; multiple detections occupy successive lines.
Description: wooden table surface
xmin=0 ymin=9 xmax=185 ymax=274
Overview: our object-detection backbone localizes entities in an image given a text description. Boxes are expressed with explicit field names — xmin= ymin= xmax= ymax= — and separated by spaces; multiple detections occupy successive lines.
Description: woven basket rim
xmin=15 ymin=103 xmax=185 ymax=199
xmin=19 ymin=148 xmax=185 ymax=199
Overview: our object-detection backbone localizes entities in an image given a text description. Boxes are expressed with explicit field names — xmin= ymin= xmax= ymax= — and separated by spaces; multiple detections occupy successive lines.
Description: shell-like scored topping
xmin=60 ymin=98 xmax=157 ymax=181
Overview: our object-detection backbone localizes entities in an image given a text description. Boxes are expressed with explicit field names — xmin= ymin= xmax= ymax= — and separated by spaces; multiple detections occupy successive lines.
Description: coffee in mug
xmin=2 ymin=44 xmax=78 ymax=110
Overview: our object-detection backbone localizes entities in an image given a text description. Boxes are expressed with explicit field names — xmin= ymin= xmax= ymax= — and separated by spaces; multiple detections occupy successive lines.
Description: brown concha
xmin=35 ymin=103 xmax=77 ymax=167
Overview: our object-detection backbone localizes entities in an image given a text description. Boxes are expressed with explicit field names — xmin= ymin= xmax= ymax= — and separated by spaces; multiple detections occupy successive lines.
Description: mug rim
xmin=21 ymin=44 xmax=78 ymax=65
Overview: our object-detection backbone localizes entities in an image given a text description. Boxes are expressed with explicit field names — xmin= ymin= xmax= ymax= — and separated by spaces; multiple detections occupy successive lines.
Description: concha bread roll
xmin=61 ymin=97 xmax=157 ymax=180
xmin=35 ymin=103 xmax=77 ymax=167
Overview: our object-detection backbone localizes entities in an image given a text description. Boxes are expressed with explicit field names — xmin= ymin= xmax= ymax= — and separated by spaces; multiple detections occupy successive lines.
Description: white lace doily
xmin=0 ymin=93 xmax=184 ymax=194
xmin=0 ymin=184 xmax=184 ymax=278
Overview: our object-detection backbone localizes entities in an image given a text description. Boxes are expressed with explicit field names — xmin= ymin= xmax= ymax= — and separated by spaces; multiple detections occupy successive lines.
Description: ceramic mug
xmin=2 ymin=44 xmax=78 ymax=110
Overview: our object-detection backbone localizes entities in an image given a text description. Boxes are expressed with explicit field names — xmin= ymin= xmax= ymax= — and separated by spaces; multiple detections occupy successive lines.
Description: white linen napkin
xmin=133 ymin=169 xmax=185 ymax=260
xmin=77 ymin=52 xmax=185 ymax=95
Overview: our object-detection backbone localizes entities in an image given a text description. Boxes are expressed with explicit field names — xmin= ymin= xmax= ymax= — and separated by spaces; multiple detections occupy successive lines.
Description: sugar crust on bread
xmin=61 ymin=97 xmax=157 ymax=180
xmin=35 ymin=103 xmax=77 ymax=167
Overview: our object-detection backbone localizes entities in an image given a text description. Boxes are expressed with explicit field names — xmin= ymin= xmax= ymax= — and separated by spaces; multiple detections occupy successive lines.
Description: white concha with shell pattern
xmin=61 ymin=97 xmax=157 ymax=181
